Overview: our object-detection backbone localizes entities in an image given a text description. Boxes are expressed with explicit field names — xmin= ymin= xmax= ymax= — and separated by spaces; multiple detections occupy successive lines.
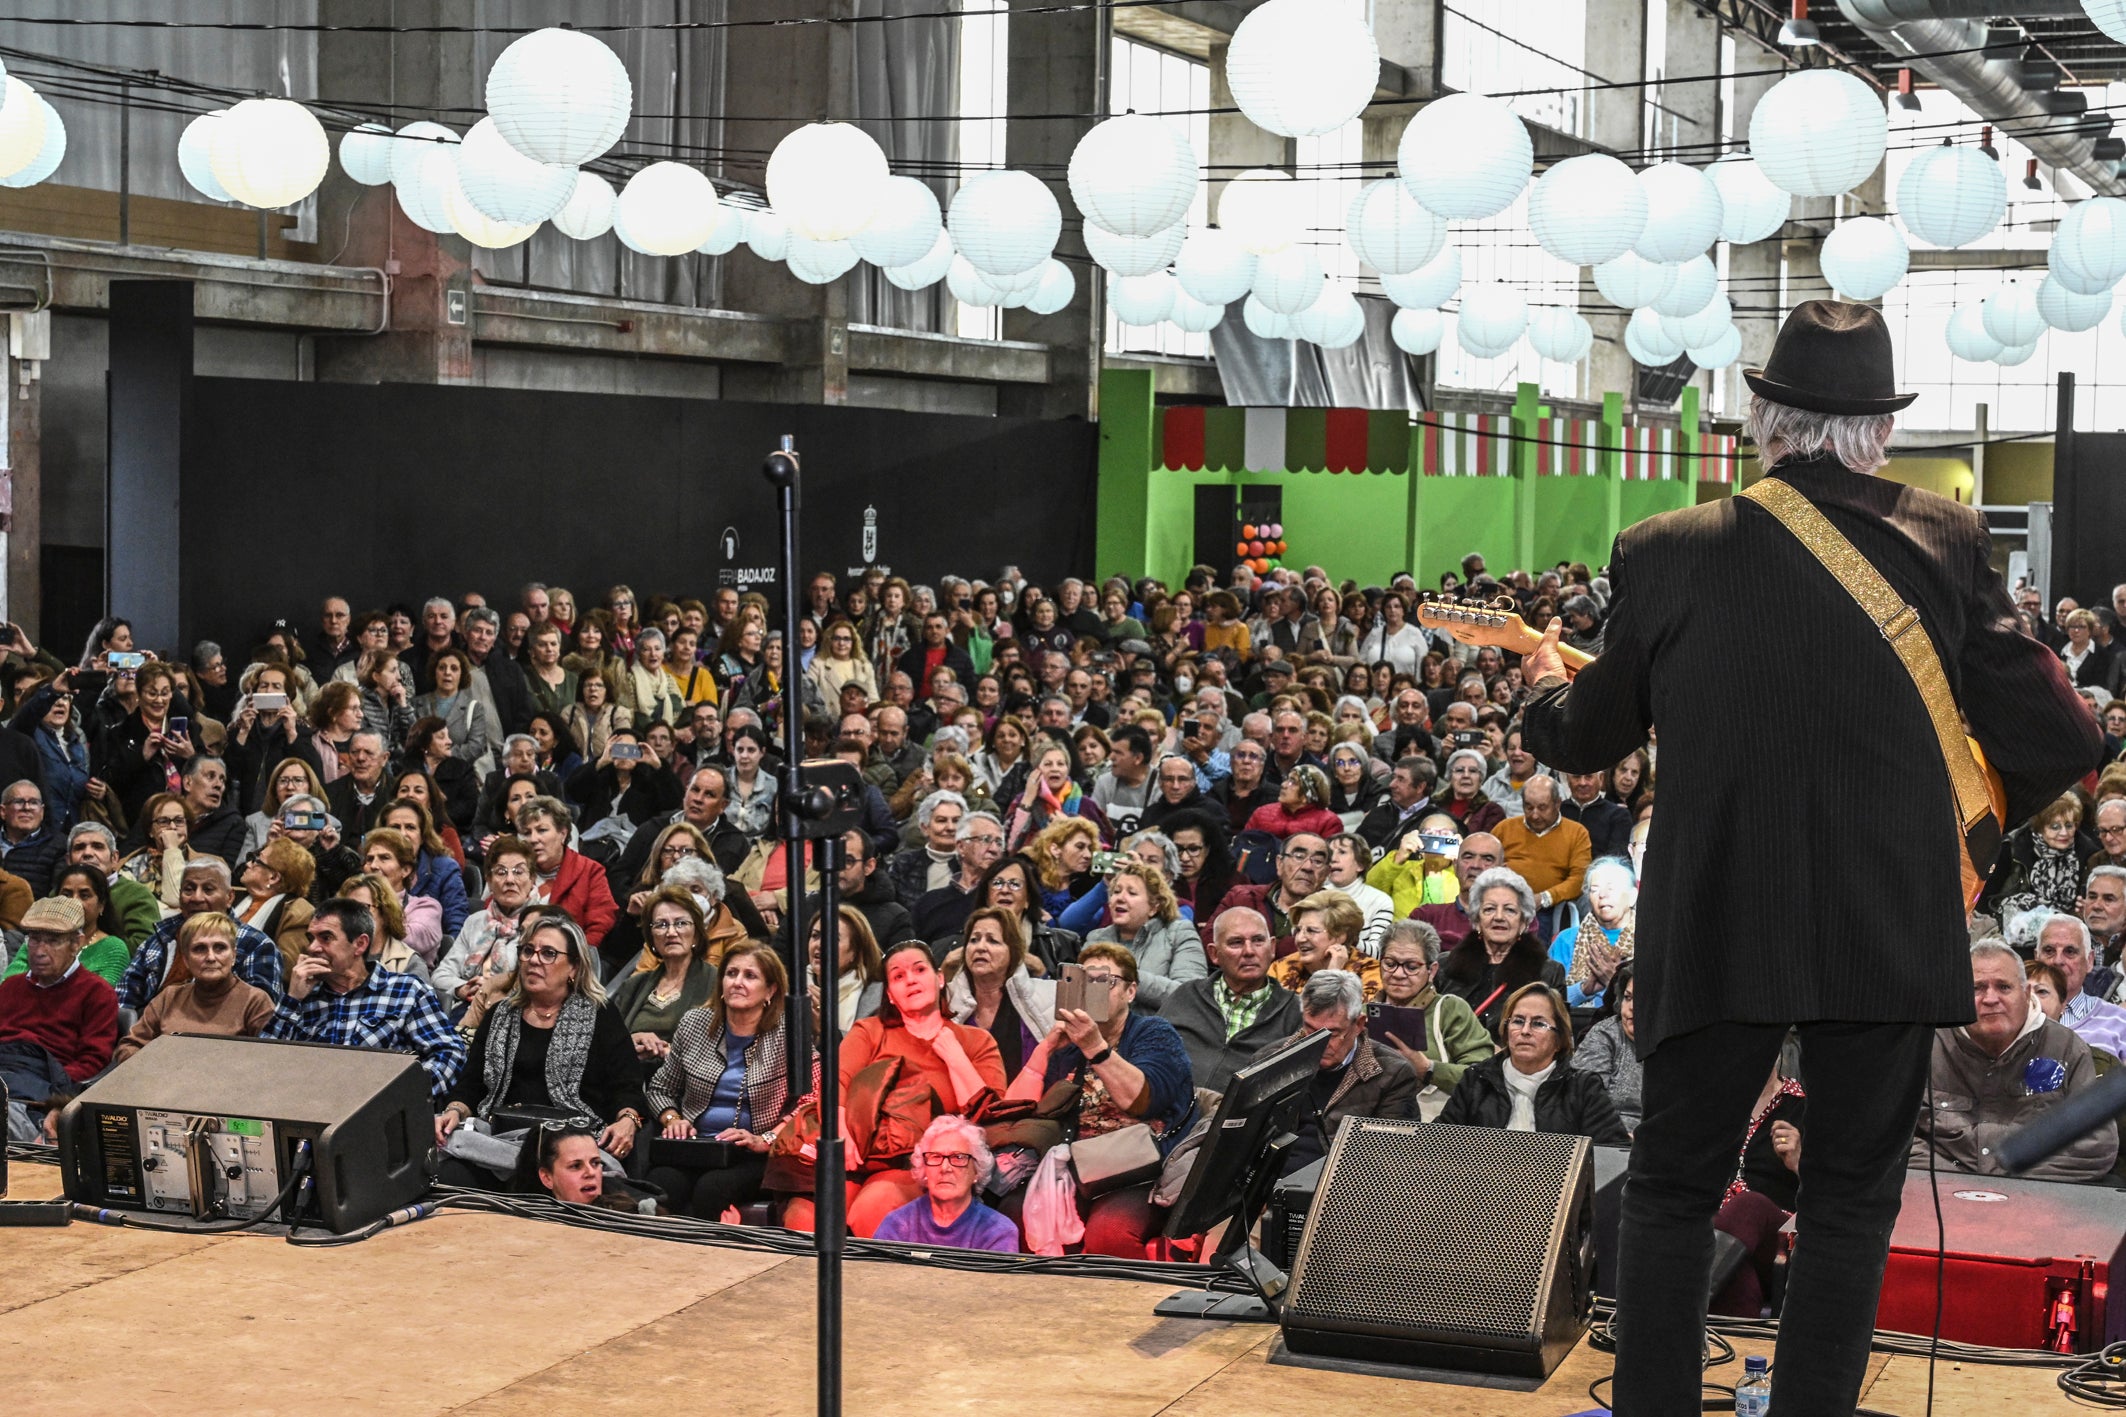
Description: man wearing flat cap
xmin=1521 ymin=301 xmax=2099 ymax=1415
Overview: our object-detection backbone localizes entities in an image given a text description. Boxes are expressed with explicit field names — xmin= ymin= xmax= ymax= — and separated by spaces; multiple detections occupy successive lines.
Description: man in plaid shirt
xmin=262 ymin=898 xmax=465 ymax=1098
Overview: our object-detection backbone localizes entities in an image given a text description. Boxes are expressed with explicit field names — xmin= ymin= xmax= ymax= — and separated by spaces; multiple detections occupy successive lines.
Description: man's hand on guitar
xmin=1522 ymin=617 xmax=1569 ymax=686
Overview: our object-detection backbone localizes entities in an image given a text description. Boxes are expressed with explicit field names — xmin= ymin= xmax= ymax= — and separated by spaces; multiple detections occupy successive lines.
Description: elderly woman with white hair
xmin=619 ymin=628 xmax=684 ymax=729
xmin=871 ymin=1113 xmax=1021 ymax=1252
xmin=1438 ymin=866 xmax=1566 ymax=1031
xmin=1549 ymin=856 xmax=1638 ymax=1010
xmin=1440 ymin=747 xmax=1506 ymax=835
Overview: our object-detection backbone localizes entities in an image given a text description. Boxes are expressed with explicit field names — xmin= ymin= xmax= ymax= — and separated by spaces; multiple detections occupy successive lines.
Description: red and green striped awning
xmin=1159 ymin=406 xmax=1412 ymax=474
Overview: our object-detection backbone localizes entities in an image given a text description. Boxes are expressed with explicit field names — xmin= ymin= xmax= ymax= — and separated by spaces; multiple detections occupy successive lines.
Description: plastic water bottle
xmin=1735 ymin=1355 xmax=1772 ymax=1417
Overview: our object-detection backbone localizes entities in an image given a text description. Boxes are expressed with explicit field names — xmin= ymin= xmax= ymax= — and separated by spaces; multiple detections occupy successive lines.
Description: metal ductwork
xmin=1830 ymin=1 xmax=2119 ymax=195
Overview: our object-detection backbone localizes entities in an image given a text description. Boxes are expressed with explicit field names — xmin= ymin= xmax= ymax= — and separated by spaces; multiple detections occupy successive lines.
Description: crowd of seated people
xmin=2 ymin=563 xmax=2121 ymax=1277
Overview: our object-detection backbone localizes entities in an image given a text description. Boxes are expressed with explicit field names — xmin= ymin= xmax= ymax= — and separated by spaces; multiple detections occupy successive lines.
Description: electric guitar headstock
xmin=1414 ymin=595 xmax=1593 ymax=675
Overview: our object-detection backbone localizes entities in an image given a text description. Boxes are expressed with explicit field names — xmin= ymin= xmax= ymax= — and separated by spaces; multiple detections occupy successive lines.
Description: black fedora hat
xmin=1743 ymin=299 xmax=1916 ymax=416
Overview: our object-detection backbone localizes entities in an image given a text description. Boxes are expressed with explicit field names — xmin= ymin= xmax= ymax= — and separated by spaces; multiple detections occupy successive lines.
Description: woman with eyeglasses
xmin=1325 ymin=742 xmax=1385 ymax=833
xmin=600 ymin=827 xmax=747 ymax=982
xmin=644 ymin=941 xmax=795 ymax=1220
xmin=784 ymin=937 xmax=1006 ymax=1237
xmin=871 ymin=1114 xmax=1021 ymax=1252
xmin=1437 ymin=981 xmax=1627 ymax=1143
xmin=609 ymin=886 xmax=719 ymax=1062
xmin=807 ymin=617 xmax=879 ymax=707
xmin=119 ymin=792 xmax=194 ymax=912
xmin=436 ymin=911 xmax=649 ymax=1185
xmin=1081 ymin=861 xmax=1205 ymax=1012
xmin=1370 ymin=920 xmax=1494 ymax=1110
xmin=1001 ymin=941 xmax=1197 ymax=1257
xmin=434 ymin=835 xmax=539 ymax=1031
xmin=605 ymin=585 xmax=641 ymax=661
xmin=933 ymin=854 xmax=1081 ymax=978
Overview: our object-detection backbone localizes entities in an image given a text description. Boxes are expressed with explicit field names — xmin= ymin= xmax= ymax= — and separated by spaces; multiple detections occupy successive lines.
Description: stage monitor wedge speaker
xmin=57 ymin=1034 xmax=433 ymax=1234
xmin=1281 ymin=1118 xmax=1595 ymax=1380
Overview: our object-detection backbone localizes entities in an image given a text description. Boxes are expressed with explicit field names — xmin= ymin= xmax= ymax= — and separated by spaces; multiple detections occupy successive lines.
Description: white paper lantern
xmin=768 ymin=122 xmax=891 ymax=243
xmin=1593 ymin=251 xmax=1675 ymax=310
xmin=696 ymin=217 xmax=743 ymax=256
xmin=1110 ymin=272 xmax=1178 ymax=326
xmin=338 ymin=122 xmax=396 ymax=187
xmin=1706 ymin=154 xmax=1791 ymax=244
xmin=180 ymin=111 xmax=233 ymax=202
xmin=1747 ymin=69 xmax=1887 ymax=198
xmin=849 ymin=175 xmax=943 ymax=268
xmin=1223 ymin=0 xmax=1380 ymax=138
xmin=1218 ymin=170 xmax=1305 ymax=256
xmin=1067 ymin=113 xmax=1197 ymax=239
xmin=947 ymin=256 xmax=1005 ymax=307
xmin=455 ymin=117 xmax=576 ymax=225
xmin=1309 ymin=297 xmax=1367 ymax=349
xmin=948 ymin=169 xmax=1062 ymax=276
xmin=884 ymin=229 xmax=955 ymax=290
xmin=1664 ymin=292 xmax=1733 ymax=351
xmin=1174 ymin=227 xmax=1257 ymax=306
xmin=616 ymin=162 xmax=722 ymax=257
xmin=1819 ymin=217 xmax=1909 ymax=301
xmin=552 ymin=171 xmax=617 ymax=241
xmin=1346 ymin=179 xmax=1447 ymax=276
xmin=1651 ymin=256 xmax=1719 ymax=318
xmin=0 ymin=97 xmax=63 ymax=189
xmin=1528 ymin=307 xmax=1594 ymax=363
xmin=735 ymin=211 xmax=785 ymax=262
xmin=1391 ymin=307 xmax=1444 ymax=355
xmin=1982 ymin=282 xmax=2044 ymax=348
xmin=1400 ymin=94 xmax=1532 ymax=220
xmin=1026 ymin=259 xmax=1077 ymax=316
xmin=1897 ymin=142 xmax=2005 ymax=249
xmin=0 ymin=78 xmax=47 ymax=186
xmin=2093 ymin=0 xmax=2126 ymax=43
xmin=485 ymin=26 xmax=633 ymax=167
xmin=396 ymin=145 xmax=464 ymax=235
xmin=2038 ymin=273 xmax=2113 ymax=332
xmin=1625 ymin=307 xmax=1684 ymax=365
xmin=1688 ymin=325 xmax=1744 ymax=370
xmin=1251 ymin=246 xmax=1326 ymax=316
xmin=1527 ymin=153 xmax=1646 ymax=267
xmin=1944 ymin=305 xmax=2003 ymax=362
xmin=1379 ymin=245 xmax=1461 ymax=309
xmin=388 ymin=121 xmax=457 ymax=191
xmin=1083 ymin=220 xmax=1185 ymax=278
xmin=1993 ymin=341 xmax=2039 ymax=368
xmin=1292 ymin=283 xmax=1360 ymax=344
xmin=445 ymin=183 xmax=539 ymax=249
xmin=787 ymin=237 xmax=860 ymax=284
xmin=1632 ymin=161 xmax=1724 ymax=263
xmin=1169 ymin=290 xmax=1224 ymax=333
xmin=208 ymin=98 xmax=328 ymax=209
xmin=1456 ymin=282 xmax=1527 ymax=355
xmin=2052 ymin=197 xmax=2126 ymax=296
xmin=1243 ymin=295 xmax=1295 ymax=340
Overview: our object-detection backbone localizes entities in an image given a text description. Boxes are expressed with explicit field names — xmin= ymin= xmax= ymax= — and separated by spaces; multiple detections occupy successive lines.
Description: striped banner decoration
xmin=1533 ymin=417 xmax=1597 ymax=476
xmin=1157 ymin=406 xmax=1411 ymax=473
xmin=1418 ymin=412 xmax=1512 ymax=476
xmin=1699 ymin=432 xmax=1738 ymax=483
xmin=1620 ymin=426 xmax=1679 ymax=481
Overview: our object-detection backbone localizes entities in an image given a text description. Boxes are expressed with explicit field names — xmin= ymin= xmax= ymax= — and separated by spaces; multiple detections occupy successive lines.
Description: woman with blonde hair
xmin=807 ymin=617 xmax=879 ymax=706
xmin=1083 ymin=860 xmax=1206 ymax=1009
xmin=242 ymin=756 xmax=327 ymax=864
xmin=336 ymin=871 xmax=428 ymax=983
xmin=1025 ymin=815 xmax=1100 ymax=919
xmin=610 ymin=885 xmax=720 ymax=1062
xmin=233 ymin=836 xmax=316 ymax=969
xmin=119 ymin=792 xmax=193 ymax=911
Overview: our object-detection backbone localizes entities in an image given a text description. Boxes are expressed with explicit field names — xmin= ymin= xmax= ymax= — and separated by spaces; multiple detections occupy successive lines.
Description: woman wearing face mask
xmin=782 ymin=938 xmax=1006 ymax=1237
xmin=645 ymin=941 xmax=796 ymax=1219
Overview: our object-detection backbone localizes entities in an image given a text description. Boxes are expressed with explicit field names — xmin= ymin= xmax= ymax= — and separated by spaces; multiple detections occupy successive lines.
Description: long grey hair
xmin=1744 ymin=396 xmax=1895 ymax=474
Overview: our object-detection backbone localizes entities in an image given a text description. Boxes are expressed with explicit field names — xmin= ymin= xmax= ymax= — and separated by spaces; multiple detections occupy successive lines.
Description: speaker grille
xmin=1288 ymin=1121 xmax=1582 ymax=1340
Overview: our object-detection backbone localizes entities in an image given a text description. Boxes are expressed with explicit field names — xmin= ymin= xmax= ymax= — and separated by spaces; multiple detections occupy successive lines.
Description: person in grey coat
xmin=1083 ymin=861 xmax=1205 ymax=1012
xmin=1160 ymin=906 xmax=1302 ymax=1096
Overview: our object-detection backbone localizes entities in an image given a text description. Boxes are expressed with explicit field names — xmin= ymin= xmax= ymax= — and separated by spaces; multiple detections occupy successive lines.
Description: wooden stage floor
xmin=0 ymin=1164 xmax=2069 ymax=1415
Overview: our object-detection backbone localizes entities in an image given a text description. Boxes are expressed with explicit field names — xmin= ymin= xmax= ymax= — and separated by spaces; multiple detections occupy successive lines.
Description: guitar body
xmin=1415 ymin=597 xmax=2008 ymax=910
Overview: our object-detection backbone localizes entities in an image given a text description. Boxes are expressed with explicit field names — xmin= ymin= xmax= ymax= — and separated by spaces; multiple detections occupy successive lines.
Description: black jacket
xmin=1438 ymin=1054 xmax=1630 ymax=1145
xmin=326 ymin=775 xmax=390 ymax=841
xmin=187 ymin=803 xmax=247 ymax=868
xmin=1358 ymin=795 xmax=1433 ymax=852
xmin=604 ymin=809 xmax=751 ymax=903
xmin=896 ymin=642 xmax=978 ymax=696
xmin=1562 ymin=793 xmax=1633 ymax=862
xmin=1523 ymin=456 xmax=2101 ymax=1054
xmin=470 ymin=650 xmax=534 ymax=738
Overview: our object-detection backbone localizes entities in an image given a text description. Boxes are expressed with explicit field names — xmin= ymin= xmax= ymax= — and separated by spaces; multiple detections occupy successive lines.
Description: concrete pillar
xmin=1207 ymin=44 xmax=1291 ymax=239
xmin=312 ymin=0 xmax=478 ymax=385
xmin=1363 ymin=5 xmax=1439 ymax=167
xmin=7 ymin=327 xmax=40 ymax=638
xmin=107 ymin=282 xmax=190 ymax=648
xmin=1000 ymin=0 xmax=1103 ymax=420
xmin=720 ymin=0 xmax=854 ymax=404
xmin=1582 ymin=2 xmax=1647 ymax=404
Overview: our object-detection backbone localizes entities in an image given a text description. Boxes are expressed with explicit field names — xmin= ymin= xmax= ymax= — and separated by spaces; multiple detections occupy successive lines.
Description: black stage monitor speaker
xmin=1281 ymin=1118 xmax=1595 ymax=1380
xmin=57 ymin=1034 xmax=432 ymax=1233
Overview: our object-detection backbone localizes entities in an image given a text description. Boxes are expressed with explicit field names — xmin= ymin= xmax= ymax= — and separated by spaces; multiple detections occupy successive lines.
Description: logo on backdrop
xmin=720 ymin=526 xmax=741 ymax=561
xmin=862 ymin=506 xmax=878 ymax=564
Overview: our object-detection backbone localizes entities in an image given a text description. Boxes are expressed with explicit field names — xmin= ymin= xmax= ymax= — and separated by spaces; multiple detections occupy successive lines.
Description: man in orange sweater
xmin=1495 ymin=776 xmax=1592 ymax=912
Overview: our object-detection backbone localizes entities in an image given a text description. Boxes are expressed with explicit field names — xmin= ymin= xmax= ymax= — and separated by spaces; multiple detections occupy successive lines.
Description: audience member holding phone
xmin=1369 ymin=920 xmax=1495 ymax=1116
xmin=102 ymin=661 xmax=200 ymax=825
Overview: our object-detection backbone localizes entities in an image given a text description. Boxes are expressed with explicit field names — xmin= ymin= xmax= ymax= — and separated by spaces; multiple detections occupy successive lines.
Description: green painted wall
xmin=1095 ymin=368 xmax=1157 ymax=579
xmin=1531 ymin=475 xmax=1619 ymax=570
xmin=1412 ymin=475 xmax=1520 ymax=585
xmin=1621 ymin=479 xmax=1695 ymax=533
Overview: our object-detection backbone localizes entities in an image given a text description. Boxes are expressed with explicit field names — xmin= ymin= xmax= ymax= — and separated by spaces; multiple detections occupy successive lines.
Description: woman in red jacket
xmin=514 ymin=795 xmax=619 ymax=953
xmin=1244 ymin=765 xmax=1343 ymax=841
